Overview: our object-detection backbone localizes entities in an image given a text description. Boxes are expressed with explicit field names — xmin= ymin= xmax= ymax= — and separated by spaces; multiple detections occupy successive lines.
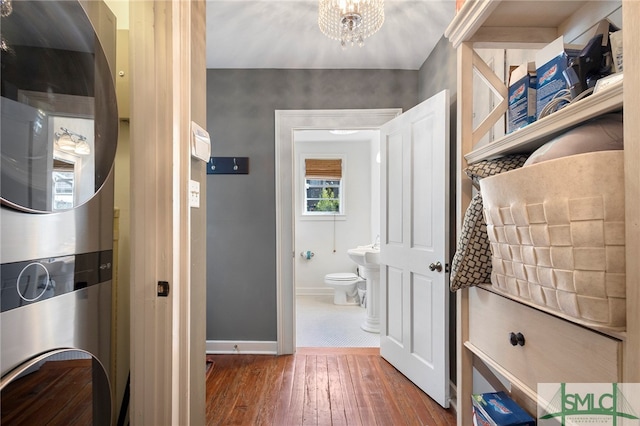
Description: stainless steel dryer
xmin=1 ymin=0 xmax=118 ymax=424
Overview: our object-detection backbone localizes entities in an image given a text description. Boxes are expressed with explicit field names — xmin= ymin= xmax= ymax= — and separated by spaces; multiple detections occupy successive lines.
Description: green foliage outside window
xmin=315 ymin=188 xmax=340 ymax=212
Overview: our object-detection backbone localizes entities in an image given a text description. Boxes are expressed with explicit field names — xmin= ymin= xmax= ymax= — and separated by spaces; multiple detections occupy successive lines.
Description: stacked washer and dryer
xmin=1 ymin=1 xmax=118 ymax=424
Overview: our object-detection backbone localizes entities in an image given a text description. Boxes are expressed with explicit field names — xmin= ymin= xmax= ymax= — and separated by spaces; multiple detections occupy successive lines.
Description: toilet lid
xmin=326 ymin=272 xmax=359 ymax=281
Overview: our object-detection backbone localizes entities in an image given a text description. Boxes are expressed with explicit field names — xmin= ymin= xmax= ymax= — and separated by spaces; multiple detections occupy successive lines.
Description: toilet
xmin=324 ymin=272 xmax=364 ymax=305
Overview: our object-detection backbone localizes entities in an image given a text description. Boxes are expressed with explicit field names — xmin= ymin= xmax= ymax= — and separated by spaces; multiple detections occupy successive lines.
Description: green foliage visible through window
xmin=305 ymin=179 xmax=341 ymax=214
xmin=315 ymin=188 xmax=339 ymax=212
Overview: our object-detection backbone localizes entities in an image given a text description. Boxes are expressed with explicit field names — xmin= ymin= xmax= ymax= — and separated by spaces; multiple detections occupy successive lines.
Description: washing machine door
xmin=1 ymin=349 xmax=111 ymax=425
xmin=0 ymin=0 xmax=118 ymax=213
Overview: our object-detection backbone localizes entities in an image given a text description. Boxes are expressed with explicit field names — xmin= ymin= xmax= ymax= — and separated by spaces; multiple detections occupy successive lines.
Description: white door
xmin=379 ymin=89 xmax=450 ymax=408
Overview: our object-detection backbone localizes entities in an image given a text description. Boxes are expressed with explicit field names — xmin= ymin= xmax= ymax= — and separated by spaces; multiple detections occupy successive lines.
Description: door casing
xmin=275 ymin=109 xmax=401 ymax=354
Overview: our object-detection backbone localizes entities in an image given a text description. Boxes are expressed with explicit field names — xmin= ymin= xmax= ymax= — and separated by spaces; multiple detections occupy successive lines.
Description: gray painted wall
xmin=206 ymin=69 xmax=418 ymax=341
xmin=418 ymin=36 xmax=457 ymax=103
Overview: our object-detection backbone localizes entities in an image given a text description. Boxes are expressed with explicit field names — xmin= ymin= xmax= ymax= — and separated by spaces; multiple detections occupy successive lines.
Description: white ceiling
xmin=295 ymin=129 xmax=379 ymax=143
xmin=206 ymin=0 xmax=456 ymax=70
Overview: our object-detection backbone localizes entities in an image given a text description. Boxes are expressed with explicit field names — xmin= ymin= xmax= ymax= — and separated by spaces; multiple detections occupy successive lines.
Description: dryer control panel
xmin=0 ymin=250 xmax=112 ymax=312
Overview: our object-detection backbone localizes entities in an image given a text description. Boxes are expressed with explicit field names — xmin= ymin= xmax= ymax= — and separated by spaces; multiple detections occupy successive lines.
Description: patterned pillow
xmin=450 ymin=155 xmax=528 ymax=292
xmin=450 ymin=192 xmax=492 ymax=291
xmin=465 ymin=154 xmax=529 ymax=189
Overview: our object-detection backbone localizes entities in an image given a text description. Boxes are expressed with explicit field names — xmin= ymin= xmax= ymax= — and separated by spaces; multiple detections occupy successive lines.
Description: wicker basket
xmin=480 ymin=151 xmax=626 ymax=329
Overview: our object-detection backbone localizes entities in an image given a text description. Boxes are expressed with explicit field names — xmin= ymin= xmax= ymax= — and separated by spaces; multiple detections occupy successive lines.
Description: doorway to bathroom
xmin=293 ymin=129 xmax=380 ymax=348
xmin=276 ymin=97 xmax=451 ymax=407
xmin=275 ymin=108 xmax=401 ymax=354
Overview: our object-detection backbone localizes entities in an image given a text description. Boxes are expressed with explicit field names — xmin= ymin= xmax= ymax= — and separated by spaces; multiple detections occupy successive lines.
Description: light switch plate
xmin=189 ymin=180 xmax=200 ymax=208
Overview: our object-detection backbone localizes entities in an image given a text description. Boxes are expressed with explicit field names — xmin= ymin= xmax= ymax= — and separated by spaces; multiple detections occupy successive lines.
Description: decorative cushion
xmin=465 ymin=154 xmax=529 ymax=189
xmin=524 ymin=113 xmax=623 ymax=166
xmin=450 ymin=154 xmax=528 ymax=292
xmin=450 ymin=192 xmax=492 ymax=291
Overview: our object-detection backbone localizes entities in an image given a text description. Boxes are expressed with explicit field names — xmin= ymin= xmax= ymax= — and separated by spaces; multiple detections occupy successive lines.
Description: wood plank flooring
xmin=206 ymin=347 xmax=457 ymax=425
xmin=1 ymin=359 xmax=93 ymax=425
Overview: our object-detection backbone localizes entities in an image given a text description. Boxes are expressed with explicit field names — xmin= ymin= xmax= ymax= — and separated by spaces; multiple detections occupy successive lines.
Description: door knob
xmin=429 ymin=261 xmax=442 ymax=272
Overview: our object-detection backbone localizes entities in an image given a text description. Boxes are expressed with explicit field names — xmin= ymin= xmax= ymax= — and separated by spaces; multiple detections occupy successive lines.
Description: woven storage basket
xmin=479 ymin=151 xmax=626 ymax=329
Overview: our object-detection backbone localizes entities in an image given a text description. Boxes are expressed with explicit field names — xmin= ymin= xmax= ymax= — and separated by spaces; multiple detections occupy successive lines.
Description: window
xmin=52 ymin=159 xmax=75 ymax=211
xmin=304 ymin=158 xmax=343 ymax=215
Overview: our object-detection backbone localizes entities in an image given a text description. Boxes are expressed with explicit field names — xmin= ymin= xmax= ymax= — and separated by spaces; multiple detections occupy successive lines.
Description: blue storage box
xmin=535 ymin=36 xmax=581 ymax=119
xmin=508 ymin=62 xmax=537 ymax=133
xmin=471 ymin=391 xmax=535 ymax=426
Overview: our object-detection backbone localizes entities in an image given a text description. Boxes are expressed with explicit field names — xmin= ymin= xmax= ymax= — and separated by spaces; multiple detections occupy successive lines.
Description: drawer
xmin=468 ymin=287 xmax=621 ymax=391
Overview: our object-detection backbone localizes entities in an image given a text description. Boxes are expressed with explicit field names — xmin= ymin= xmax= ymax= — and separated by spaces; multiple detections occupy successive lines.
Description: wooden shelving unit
xmin=465 ymin=77 xmax=623 ymax=163
xmin=444 ymin=1 xmax=638 ymax=425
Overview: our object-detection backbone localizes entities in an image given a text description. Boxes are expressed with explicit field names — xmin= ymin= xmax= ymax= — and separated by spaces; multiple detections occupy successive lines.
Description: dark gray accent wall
xmin=417 ymin=34 xmax=458 ymax=384
xmin=418 ymin=35 xmax=457 ymax=103
xmin=206 ymin=69 xmax=418 ymax=341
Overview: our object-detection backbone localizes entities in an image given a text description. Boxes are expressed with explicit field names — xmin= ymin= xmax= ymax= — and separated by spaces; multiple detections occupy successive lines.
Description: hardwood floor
xmin=1 ymin=359 xmax=94 ymax=425
xmin=205 ymin=347 xmax=456 ymax=425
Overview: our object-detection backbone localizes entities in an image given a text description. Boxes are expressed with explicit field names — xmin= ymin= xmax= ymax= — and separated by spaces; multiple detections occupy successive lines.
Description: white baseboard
xmin=295 ymin=287 xmax=333 ymax=296
xmin=206 ymin=340 xmax=278 ymax=355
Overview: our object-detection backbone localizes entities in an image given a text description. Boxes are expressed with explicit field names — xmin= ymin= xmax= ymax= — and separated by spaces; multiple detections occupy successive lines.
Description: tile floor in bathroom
xmin=295 ymin=295 xmax=380 ymax=347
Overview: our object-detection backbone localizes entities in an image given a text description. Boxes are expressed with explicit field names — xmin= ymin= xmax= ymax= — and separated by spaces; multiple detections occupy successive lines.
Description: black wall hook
xmin=207 ymin=157 xmax=249 ymax=174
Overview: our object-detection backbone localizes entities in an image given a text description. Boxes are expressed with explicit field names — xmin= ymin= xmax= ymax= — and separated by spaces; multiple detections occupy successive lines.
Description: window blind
xmin=305 ymin=159 xmax=342 ymax=179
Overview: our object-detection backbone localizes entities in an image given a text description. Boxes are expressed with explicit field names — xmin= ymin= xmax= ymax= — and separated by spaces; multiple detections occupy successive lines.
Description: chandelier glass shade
xmin=0 ymin=0 xmax=12 ymax=18
xmin=54 ymin=127 xmax=91 ymax=156
xmin=318 ymin=0 xmax=384 ymax=48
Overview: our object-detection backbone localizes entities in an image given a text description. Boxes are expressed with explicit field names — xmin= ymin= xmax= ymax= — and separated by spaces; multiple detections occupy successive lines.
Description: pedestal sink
xmin=347 ymin=245 xmax=381 ymax=333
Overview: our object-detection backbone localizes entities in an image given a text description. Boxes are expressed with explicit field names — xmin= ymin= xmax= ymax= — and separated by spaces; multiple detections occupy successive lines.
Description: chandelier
xmin=55 ymin=127 xmax=91 ymax=156
xmin=318 ymin=0 xmax=385 ymax=48
xmin=0 ymin=0 xmax=12 ymax=17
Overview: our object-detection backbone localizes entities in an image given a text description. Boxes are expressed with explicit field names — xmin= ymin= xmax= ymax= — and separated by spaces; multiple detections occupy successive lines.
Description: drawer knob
xmin=509 ymin=332 xmax=518 ymax=346
xmin=509 ymin=332 xmax=526 ymax=347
